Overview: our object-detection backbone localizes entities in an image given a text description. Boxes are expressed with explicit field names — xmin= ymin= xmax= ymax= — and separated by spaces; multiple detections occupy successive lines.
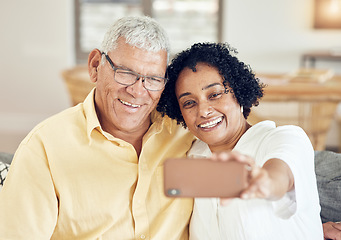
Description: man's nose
xmin=126 ymin=76 xmax=147 ymax=96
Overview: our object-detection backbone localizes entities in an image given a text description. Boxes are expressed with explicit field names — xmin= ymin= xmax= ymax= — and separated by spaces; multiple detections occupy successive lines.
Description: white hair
xmin=100 ymin=16 xmax=170 ymax=64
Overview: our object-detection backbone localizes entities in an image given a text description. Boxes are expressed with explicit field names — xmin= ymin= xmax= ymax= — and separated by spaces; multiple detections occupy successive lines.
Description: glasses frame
xmin=102 ymin=52 xmax=168 ymax=91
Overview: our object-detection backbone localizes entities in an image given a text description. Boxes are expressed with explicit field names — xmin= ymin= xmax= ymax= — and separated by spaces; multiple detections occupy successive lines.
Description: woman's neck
xmin=209 ymin=121 xmax=251 ymax=152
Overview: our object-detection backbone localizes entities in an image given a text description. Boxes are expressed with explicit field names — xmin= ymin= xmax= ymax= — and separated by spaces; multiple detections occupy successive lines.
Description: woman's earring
xmin=241 ymin=106 xmax=244 ymax=113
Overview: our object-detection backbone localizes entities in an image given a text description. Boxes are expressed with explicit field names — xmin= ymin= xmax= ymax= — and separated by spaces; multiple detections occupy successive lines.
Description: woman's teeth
xmin=198 ymin=117 xmax=223 ymax=128
xmin=119 ymin=99 xmax=141 ymax=108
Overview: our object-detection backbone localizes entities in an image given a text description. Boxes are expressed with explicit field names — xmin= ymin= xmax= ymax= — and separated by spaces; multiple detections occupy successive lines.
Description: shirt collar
xmin=150 ymin=109 xmax=173 ymax=135
xmin=83 ymin=88 xmax=102 ymax=141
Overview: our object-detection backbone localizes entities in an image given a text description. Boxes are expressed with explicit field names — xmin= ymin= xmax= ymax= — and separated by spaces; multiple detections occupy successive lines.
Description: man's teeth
xmin=119 ymin=99 xmax=141 ymax=108
xmin=199 ymin=117 xmax=223 ymax=128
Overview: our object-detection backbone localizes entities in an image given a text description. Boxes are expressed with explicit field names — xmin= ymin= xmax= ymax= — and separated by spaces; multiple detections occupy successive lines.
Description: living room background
xmin=1 ymin=0 xmax=341 ymax=153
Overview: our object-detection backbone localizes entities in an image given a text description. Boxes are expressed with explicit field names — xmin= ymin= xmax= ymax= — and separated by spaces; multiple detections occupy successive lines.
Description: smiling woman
xmin=174 ymin=63 xmax=245 ymax=151
xmin=157 ymin=42 xmax=265 ymax=129
xmin=157 ymin=42 xmax=324 ymax=240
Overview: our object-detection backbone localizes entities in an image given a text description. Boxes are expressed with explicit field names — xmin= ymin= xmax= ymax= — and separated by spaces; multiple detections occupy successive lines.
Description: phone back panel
xmin=164 ymin=158 xmax=248 ymax=198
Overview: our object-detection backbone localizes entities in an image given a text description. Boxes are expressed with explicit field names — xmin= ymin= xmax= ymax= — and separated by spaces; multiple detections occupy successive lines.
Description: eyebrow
xmin=202 ymin=82 xmax=223 ymax=90
xmin=115 ymin=63 xmax=137 ymax=73
xmin=178 ymin=92 xmax=191 ymax=100
xmin=178 ymin=82 xmax=224 ymax=100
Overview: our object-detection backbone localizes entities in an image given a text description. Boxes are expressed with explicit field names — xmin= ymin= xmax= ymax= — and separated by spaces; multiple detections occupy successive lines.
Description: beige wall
xmin=223 ymin=0 xmax=341 ymax=148
xmin=0 ymin=0 xmax=73 ymax=135
xmin=224 ymin=0 xmax=341 ymax=73
xmin=1 ymin=0 xmax=341 ymax=152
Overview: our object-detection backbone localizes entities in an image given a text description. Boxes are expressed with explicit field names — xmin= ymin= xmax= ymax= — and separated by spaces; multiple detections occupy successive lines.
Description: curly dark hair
xmin=157 ymin=42 xmax=266 ymax=128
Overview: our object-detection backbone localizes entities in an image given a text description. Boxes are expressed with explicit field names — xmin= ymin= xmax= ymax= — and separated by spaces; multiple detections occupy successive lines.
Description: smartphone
xmin=163 ymin=157 xmax=249 ymax=198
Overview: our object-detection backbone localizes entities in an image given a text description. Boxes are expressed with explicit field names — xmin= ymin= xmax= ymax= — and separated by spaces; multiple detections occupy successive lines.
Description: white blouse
xmin=188 ymin=121 xmax=323 ymax=240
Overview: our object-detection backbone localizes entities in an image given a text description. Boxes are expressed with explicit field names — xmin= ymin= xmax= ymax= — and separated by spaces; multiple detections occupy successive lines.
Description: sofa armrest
xmin=0 ymin=152 xmax=14 ymax=165
xmin=0 ymin=161 xmax=10 ymax=190
xmin=315 ymin=150 xmax=341 ymax=223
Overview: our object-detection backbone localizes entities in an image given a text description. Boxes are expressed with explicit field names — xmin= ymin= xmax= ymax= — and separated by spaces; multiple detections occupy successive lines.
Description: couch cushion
xmin=0 ymin=161 xmax=10 ymax=191
xmin=0 ymin=152 xmax=13 ymax=191
xmin=314 ymin=150 xmax=341 ymax=223
xmin=0 ymin=152 xmax=14 ymax=165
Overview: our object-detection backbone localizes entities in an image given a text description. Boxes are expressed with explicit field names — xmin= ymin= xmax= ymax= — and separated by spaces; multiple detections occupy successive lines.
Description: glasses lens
xmin=113 ymin=67 xmax=167 ymax=91
xmin=144 ymin=77 xmax=166 ymax=91
xmin=114 ymin=70 xmax=138 ymax=85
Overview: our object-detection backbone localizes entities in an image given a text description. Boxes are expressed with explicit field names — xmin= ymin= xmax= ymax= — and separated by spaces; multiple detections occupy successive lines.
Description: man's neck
xmin=103 ymin=119 xmax=151 ymax=157
xmin=113 ymin=129 xmax=147 ymax=157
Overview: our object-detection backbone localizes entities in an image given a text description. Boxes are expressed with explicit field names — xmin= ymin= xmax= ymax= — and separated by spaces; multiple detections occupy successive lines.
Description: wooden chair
xmin=61 ymin=65 xmax=95 ymax=106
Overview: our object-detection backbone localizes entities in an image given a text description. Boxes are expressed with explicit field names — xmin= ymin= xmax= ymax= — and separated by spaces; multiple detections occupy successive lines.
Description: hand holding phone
xmin=163 ymin=157 xmax=249 ymax=198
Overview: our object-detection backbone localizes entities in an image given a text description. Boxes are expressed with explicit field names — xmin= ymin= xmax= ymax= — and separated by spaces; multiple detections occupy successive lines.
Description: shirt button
xmin=140 ymin=235 xmax=146 ymax=239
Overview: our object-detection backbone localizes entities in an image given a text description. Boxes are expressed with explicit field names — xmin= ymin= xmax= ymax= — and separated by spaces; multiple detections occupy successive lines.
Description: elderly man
xmin=0 ymin=16 xmax=194 ymax=239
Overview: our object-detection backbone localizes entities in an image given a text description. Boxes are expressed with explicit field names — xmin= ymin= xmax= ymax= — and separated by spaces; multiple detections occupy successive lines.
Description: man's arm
xmin=0 ymin=144 xmax=58 ymax=238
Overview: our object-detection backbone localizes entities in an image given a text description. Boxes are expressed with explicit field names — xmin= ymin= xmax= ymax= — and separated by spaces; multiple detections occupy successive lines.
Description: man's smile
xmin=119 ymin=99 xmax=142 ymax=108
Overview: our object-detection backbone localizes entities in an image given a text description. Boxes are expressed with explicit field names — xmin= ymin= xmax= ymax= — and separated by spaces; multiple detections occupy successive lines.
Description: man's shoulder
xmin=24 ymin=105 xmax=86 ymax=140
xmin=163 ymin=115 xmax=192 ymax=137
xmin=151 ymin=113 xmax=195 ymax=146
xmin=41 ymin=104 xmax=84 ymax=126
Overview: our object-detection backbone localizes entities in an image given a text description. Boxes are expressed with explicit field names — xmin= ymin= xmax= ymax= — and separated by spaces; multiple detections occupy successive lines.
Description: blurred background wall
xmin=0 ymin=0 xmax=72 ymax=152
xmin=1 ymin=0 xmax=341 ymax=153
xmin=225 ymin=0 xmax=341 ymax=74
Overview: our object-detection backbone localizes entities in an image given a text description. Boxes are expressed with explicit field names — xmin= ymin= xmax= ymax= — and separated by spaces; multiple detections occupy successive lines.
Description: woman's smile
xmin=197 ymin=116 xmax=224 ymax=129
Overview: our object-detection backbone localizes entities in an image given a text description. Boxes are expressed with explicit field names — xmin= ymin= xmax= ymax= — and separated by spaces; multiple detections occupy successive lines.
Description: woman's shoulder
xmin=236 ymin=120 xmax=313 ymax=158
xmin=247 ymin=120 xmax=307 ymax=139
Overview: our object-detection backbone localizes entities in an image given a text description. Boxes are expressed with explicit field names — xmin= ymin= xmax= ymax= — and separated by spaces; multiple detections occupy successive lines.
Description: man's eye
xmin=148 ymin=77 xmax=162 ymax=83
xmin=116 ymin=70 xmax=137 ymax=77
xmin=122 ymin=71 xmax=137 ymax=77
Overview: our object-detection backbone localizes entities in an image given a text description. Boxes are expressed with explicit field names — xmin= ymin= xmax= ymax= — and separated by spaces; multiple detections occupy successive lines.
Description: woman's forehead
xmin=177 ymin=64 xmax=224 ymax=86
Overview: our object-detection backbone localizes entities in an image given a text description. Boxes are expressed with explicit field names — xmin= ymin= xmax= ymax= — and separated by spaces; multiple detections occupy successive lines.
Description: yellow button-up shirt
xmin=0 ymin=89 xmax=195 ymax=240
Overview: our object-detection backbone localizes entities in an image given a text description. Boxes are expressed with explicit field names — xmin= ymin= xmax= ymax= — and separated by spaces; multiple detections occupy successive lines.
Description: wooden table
xmin=301 ymin=51 xmax=341 ymax=68
xmin=249 ymin=73 xmax=341 ymax=150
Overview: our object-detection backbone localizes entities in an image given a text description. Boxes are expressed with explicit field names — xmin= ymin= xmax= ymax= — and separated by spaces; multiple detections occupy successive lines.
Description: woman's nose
xmin=198 ymin=102 xmax=213 ymax=118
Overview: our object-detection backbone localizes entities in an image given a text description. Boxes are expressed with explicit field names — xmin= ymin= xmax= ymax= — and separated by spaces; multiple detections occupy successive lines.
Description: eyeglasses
xmin=102 ymin=52 xmax=168 ymax=91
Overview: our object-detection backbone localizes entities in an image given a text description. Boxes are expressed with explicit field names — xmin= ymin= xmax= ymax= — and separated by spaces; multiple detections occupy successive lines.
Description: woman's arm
xmin=241 ymin=158 xmax=294 ymax=200
xmin=211 ymin=152 xmax=294 ymax=204
xmin=323 ymin=222 xmax=341 ymax=240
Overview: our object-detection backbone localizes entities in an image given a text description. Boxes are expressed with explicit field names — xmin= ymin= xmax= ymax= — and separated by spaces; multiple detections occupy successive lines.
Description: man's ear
xmin=88 ymin=49 xmax=102 ymax=83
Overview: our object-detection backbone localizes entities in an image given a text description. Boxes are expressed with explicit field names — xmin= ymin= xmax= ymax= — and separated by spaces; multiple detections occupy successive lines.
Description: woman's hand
xmin=323 ymin=221 xmax=341 ymax=240
xmin=211 ymin=151 xmax=294 ymax=205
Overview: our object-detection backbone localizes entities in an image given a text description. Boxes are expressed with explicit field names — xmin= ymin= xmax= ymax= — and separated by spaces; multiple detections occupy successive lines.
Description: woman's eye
xmin=182 ymin=100 xmax=196 ymax=108
xmin=209 ymin=92 xmax=223 ymax=99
